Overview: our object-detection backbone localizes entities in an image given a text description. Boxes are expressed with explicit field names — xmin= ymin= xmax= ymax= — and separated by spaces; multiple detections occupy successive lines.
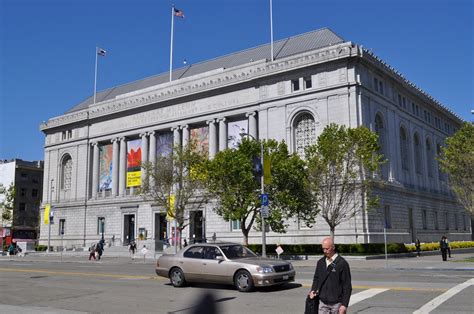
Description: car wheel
xmin=234 ymin=270 xmax=254 ymax=292
xmin=169 ymin=267 xmax=186 ymax=287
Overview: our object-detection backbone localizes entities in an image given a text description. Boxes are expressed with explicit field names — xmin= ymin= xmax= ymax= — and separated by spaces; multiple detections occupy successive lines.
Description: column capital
xmin=171 ymin=126 xmax=180 ymax=132
xmin=111 ymin=137 xmax=119 ymax=143
xmin=91 ymin=142 xmax=98 ymax=147
xmin=139 ymin=132 xmax=148 ymax=138
xmin=206 ymin=119 xmax=216 ymax=125
xmin=180 ymin=124 xmax=189 ymax=130
xmin=218 ymin=117 xmax=227 ymax=123
xmin=147 ymin=130 xmax=155 ymax=136
xmin=245 ymin=111 xmax=257 ymax=118
xmin=118 ymin=137 xmax=126 ymax=142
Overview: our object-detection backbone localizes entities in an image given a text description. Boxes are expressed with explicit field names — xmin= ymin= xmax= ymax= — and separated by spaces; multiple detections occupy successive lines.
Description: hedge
xmin=248 ymin=241 xmax=474 ymax=256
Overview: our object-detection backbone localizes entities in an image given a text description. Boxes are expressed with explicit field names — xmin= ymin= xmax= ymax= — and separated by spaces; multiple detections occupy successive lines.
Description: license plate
xmin=282 ymin=275 xmax=289 ymax=280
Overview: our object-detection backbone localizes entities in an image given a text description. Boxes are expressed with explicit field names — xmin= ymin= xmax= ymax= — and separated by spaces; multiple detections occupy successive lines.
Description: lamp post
xmin=48 ymin=179 xmax=54 ymax=253
xmin=239 ymin=131 xmax=267 ymax=258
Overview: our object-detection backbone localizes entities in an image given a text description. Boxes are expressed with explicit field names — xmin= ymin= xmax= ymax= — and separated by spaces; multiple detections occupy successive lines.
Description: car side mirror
xmin=216 ymin=255 xmax=224 ymax=261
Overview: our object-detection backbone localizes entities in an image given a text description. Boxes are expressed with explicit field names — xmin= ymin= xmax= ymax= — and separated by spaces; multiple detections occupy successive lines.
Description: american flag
xmin=97 ymin=48 xmax=106 ymax=57
xmin=173 ymin=8 xmax=184 ymax=18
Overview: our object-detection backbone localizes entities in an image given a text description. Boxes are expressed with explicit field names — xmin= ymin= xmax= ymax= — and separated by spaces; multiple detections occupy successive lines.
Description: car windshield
xmin=219 ymin=245 xmax=257 ymax=259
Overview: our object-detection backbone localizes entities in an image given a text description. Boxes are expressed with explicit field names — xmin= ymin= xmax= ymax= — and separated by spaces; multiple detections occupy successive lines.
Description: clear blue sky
xmin=1 ymin=0 xmax=473 ymax=161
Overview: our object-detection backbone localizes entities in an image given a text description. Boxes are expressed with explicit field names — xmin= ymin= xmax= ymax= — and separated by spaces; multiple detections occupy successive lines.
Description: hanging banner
xmin=127 ymin=139 xmax=142 ymax=187
xmin=227 ymin=119 xmax=248 ymax=149
xmin=44 ymin=204 xmax=50 ymax=225
xmin=157 ymin=132 xmax=173 ymax=158
xmin=99 ymin=144 xmax=113 ymax=191
xmin=190 ymin=126 xmax=209 ymax=154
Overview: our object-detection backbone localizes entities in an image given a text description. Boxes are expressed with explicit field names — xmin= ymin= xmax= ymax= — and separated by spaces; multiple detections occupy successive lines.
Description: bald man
xmin=308 ymin=237 xmax=352 ymax=314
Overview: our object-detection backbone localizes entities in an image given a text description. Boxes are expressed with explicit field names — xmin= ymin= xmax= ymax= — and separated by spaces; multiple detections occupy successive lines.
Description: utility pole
xmin=48 ymin=179 xmax=54 ymax=253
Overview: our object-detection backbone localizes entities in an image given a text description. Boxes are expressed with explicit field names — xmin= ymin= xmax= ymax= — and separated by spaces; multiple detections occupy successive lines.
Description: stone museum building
xmin=39 ymin=28 xmax=471 ymax=250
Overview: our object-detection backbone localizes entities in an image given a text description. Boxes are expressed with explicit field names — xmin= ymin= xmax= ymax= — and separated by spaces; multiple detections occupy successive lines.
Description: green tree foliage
xmin=205 ymin=138 xmax=311 ymax=245
xmin=139 ymin=141 xmax=209 ymax=248
xmin=438 ymin=122 xmax=474 ymax=216
xmin=1 ymin=183 xmax=15 ymax=227
xmin=305 ymin=123 xmax=383 ymax=238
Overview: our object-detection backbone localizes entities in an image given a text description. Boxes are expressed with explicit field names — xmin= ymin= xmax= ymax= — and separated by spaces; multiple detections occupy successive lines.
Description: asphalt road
xmin=0 ymin=252 xmax=473 ymax=313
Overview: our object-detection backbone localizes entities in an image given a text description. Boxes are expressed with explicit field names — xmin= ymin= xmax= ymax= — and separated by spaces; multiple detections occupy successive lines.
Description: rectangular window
xmin=422 ymin=210 xmax=427 ymax=230
xmin=374 ymin=77 xmax=379 ymax=92
xmin=304 ymin=77 xmax=312 ymax=89
xmin=464 ymin=216 xmax=467 ymax=231
xmin=32 ymin=189 xmax=38 ymax=197
xmin=379 ymin=80 xmax=384 ymax=95
xmin=62 ymin=131 xmax=67 ymax=140
xmin=67 ymin=130 xmax=72 ymax=139
xmin=415 ymin=105 xmax=419 ymax=116
xmin=20 ymin=173 xmax=28 ymax=180
xmin=402 ymin=97 xmax=406 ymax=109
xmin=412 ymin=102 xmax=416 ymax=114
xmin=20 ymin=188 xmax=26 ymax=196
xmin=19 ymin=203 xmax=26 ymax=211
xmin=384 ymin=205 xmax=392 ymax=228
xmin=59 ymin=219 xmax=66 ymax=235
xmin=291 ymin=79 xmax=300 ymax=92
xmin=32 ymin=176 xmax=40 ymax=184
xmin=454 ymin=214 xmax=458 ymax=230
xmin=434 ymin=211 xmax=439 ymax=230
xmin=445 ymin=212 xmax=449 ymax=230
xmin=398 ymin=94 xmax=402 ymax=106
xmin=231 ymin=220 xmax=241 ymax=231
xmin=97 ymin=217 xmax=105 ymax=235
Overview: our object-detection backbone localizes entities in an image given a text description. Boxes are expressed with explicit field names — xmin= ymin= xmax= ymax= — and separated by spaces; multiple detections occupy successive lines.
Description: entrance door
xmin=123 ymin=214 xmax=135 ymax=245
xmin=154 ymin=213 xmax=167 ymax=240
xmin=189 ymin=211 xmax=203 ymax=243
xmin=408 ymin=208 xmax=415 ymax=243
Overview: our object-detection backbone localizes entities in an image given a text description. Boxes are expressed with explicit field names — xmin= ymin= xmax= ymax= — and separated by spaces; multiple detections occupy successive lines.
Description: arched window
xmin=414 ymin=133 xmax=422 ymax=174
xmin=61 ymin=155 xmax=72 ymax=190
xmin=426 ymin=138 xmax=433 ymax=177
xmin=294 ymin=112 xmax=316 ymax=159
xmin=400 ymin=127 xmax=409 ymax=170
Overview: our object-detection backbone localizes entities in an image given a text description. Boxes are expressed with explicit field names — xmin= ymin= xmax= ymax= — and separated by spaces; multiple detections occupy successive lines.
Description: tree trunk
xmin=242 ymin=229 xmax=249 ymax=246
xmin=330 ymin=227 xmax=335 ymax=240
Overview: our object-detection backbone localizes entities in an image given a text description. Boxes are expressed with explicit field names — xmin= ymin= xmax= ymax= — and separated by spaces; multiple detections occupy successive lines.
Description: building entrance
xmin=123 ymin=214 xmax=135 ymax=245
xmin=189 ymin=210 xmax=203 ymax=243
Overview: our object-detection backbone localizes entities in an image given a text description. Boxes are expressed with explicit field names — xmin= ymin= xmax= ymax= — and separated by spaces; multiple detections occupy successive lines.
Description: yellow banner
xmin=44 ymin=204 xmax=50 ymax=225
xmin=167 ymin=194 xmax=175 ymax=221
xmin=263 ymin=157 xmax=272 ymax=185
xmin=127 ymin=171 xmax=141 ymax=187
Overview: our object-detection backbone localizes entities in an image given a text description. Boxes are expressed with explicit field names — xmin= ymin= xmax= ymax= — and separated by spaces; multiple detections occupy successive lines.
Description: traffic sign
xmin=261 ymin=205 xmax=269 ymax=218
xmin=261 ymin=193 xmax=269 ymax=206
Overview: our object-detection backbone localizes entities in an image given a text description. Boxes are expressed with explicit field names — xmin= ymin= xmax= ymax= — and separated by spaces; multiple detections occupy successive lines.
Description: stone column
xmin=112 ymin=138 xmax=120 ymax=196
xmin=119 ymin=137 xmax=127 ymax=196
xmin=148 ymin=131 xmax=156 ymax=188
xmin=181 ymin=125 xmax=190 ymax=148
xmin=207 ymin=119 xmax=217 ymax=158
xmin=172 ymin=127 xmax=181 ymax=149
xmin=140 ymin=133 xmax=148 ymax=186
xmin=246 ymin=112 xmax=257 ymax=139
xmin=91 ymin=142 xmax=99 ymax=198
xmin=218 ymin=118 xmax=227 ymax=151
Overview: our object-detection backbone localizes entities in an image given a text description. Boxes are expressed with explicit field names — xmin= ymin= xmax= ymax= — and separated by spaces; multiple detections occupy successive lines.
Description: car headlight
xmin=288 ymin=263 xmax=294 ymax=270
xmin=257 ymin=266 xmax=274 ymax=273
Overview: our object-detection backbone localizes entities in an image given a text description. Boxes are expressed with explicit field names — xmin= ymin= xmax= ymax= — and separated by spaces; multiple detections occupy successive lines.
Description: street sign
xmin=261 ymin=193 xmax=269 ymax=206
xmin=261 ymin=205 xmax=269 ymax=218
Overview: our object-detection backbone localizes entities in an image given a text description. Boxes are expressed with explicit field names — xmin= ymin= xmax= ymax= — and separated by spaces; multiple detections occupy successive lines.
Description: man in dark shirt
xmin=308 ymin=237 xmax=352 ymax=314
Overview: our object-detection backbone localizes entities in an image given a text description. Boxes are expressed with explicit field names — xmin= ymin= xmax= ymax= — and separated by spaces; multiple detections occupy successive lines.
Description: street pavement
xmin=0 ymin=249 xmax=473 ymax=313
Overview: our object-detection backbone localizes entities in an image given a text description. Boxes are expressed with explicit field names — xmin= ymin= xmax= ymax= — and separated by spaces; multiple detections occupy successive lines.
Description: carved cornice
xmin=41 ymin=43 xmax=358 ymax=131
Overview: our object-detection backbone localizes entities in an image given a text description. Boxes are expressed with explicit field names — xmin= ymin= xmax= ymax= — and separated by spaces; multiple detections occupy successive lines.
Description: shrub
xmin=35 ymin=245 xmax=48 ymax=251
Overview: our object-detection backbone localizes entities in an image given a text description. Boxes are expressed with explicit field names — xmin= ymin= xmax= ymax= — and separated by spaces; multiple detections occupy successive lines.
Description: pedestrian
xmin=308 ymin=237 xmax=352 ymax=314
xmin=97 ymin=238 xmax=105 ymax=260
xmin=415 ymin=238 xmax=421 ymax=257
xmin=88 ymin=243 xmax=97 ymax=261
xmin=141 ymin=245 xmax=148 ymax=262
xmin=445 ymin=236 xmax=451 ymax=258
xmin=439 ymin=236 xmax=448 ymax=261
xmin=183 ymin=239 xmax=188 ymax=247
xmin=129 ymin=240 xmax=136 ymax=259
xmin=111 ymin=234 xmax=115 ymax=247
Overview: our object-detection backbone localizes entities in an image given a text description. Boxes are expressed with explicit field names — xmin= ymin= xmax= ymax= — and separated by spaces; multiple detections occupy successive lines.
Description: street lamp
xmin=239 ymin=131 xmax=267 ymax=258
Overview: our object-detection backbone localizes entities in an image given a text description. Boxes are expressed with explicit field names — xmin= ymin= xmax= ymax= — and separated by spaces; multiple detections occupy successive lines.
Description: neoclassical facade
xmin=39 ymin=28 xmax=470 ymax=249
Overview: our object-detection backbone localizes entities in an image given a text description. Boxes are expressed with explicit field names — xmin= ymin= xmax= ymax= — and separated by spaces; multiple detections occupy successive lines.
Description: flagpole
xmin=94 ymin=46 xmax=98 ymax=104
xmin=169 ymin=5 xmax=175 ymax=82
xmin=270 ymin=0 xmax=274 ymax=62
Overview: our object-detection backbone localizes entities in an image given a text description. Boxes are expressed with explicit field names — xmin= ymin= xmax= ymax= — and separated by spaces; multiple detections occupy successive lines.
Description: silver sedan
xmin=156 ymin=242 xmax=295 ymax=292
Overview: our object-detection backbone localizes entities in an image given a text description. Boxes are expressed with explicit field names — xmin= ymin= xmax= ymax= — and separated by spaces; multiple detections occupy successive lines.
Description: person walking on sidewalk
xmin=308 ymin=237 xmax=352 ymax=314
xmin=88 ymin=243 xmax=97 ymax=261
xmin=415 ymin=238 xmax=421 ymax=257
xmin=439 ymin=236 xmax=448 ymax=261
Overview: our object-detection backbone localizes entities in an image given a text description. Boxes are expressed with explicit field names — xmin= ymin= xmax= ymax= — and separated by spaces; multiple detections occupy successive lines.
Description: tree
xmin=438 ymin=122 xmax=474 ymax=217
xmin=205 ymin=138 xmax=311 ymax=245
xmin=1 ymin=183 xmax=15 ymax=227
xmin=305 ymin=123 xmax=383 ymax=239
xmin=139 ymin=141 xmax=209 ymax=249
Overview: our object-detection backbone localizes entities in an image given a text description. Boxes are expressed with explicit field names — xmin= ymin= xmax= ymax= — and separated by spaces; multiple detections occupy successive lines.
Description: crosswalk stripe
xmin=413 ymin=278 xmax=474 ymax=313
xmin=349 ymin=288 xmax=388 ymax=306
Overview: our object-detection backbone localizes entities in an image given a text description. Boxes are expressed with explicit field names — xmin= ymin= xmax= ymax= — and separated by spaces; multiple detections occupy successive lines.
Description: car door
xmin=180 ymin=246 xmax=204 ymax=282
xmin=201 ymin=246 xmax=230 ymax=284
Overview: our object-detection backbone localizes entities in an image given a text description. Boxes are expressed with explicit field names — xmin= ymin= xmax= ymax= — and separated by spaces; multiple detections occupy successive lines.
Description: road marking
xmin=0 ymin=267 xmax=164 ymax=281
xmin=300 ymin=282 xmax=447 ymax=292
xmin=413 ymin=278 xmax=474 ymax=313
xmin=349 ymin=288 xmax=388 ymax=306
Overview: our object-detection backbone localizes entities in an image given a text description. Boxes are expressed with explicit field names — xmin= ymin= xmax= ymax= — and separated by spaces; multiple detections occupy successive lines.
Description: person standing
xmin=445 ymin=236 xmax=452 ymax=258
xmin=415 ymin=238 xmax=421 ymax=257
xmin=439 ymin=236 xmax=448 ymax=261
xmin=308 ymin=237 xmax=352 ymax=314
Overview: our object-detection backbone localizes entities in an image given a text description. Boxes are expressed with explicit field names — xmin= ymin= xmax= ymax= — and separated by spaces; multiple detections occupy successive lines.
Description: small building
xmin=39 ymin=28 xmax=471 ymax=249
